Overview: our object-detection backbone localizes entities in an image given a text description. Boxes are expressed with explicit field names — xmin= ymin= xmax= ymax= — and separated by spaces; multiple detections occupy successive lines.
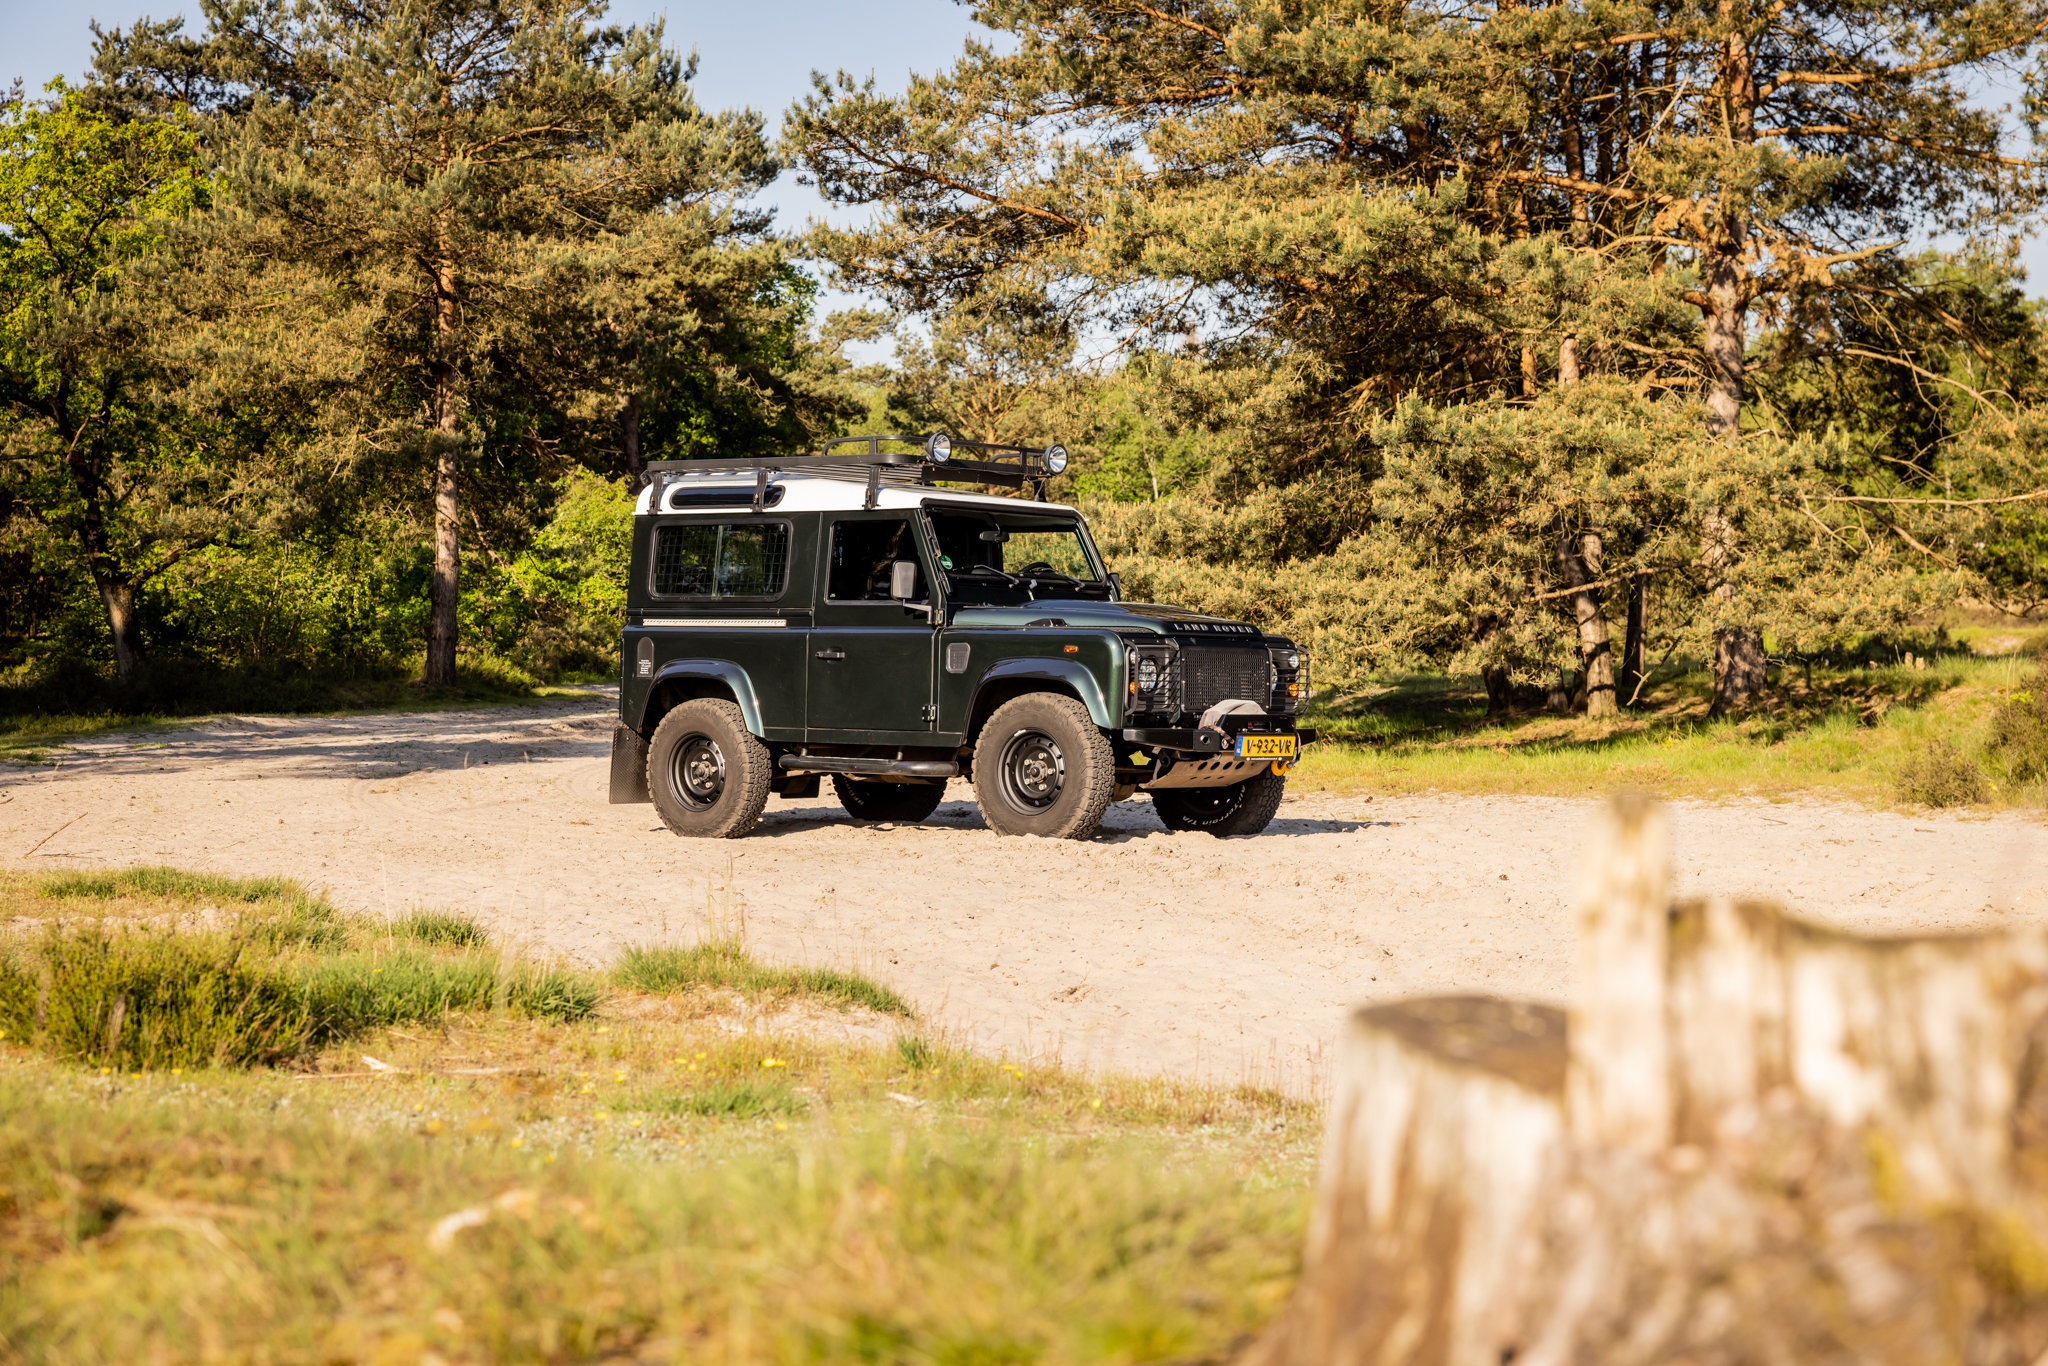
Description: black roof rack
xmin=641 ymin=434 xmax=1063 ymax=508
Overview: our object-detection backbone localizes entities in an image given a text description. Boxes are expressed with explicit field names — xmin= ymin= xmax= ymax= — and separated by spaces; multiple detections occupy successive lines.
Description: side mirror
xmin=890 ymin=560 xmax=920 ymax=600
xmin=1107 ymin=571 xmax=1123 ymax=600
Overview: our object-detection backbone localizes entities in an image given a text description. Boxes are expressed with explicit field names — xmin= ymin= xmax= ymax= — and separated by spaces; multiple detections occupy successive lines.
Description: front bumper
xmin=1120 ymin=722 xmax=1318 ymax=755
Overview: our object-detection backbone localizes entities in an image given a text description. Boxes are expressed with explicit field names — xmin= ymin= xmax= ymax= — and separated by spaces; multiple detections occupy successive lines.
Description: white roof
xmin=635 ymin=470 xmax=1084 ymax=519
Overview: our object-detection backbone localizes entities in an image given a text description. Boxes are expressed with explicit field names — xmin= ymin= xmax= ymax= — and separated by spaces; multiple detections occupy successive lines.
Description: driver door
xmin=805 ymin=512 xmax=938 ymax=741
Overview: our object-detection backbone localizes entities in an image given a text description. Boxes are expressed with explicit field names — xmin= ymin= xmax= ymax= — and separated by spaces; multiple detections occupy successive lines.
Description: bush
xmin=615 ymin=939 xmax=913 ymax=1017
xmin=1895 ymin=738 xmax=1989 ymax=807
xmin=1987 ymin=670 xmax=2048 ymax=785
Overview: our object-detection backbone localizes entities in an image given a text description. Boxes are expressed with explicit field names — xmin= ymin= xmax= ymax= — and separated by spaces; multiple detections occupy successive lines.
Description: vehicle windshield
xmin=925 ymin=508 xmax=1110 ymax=602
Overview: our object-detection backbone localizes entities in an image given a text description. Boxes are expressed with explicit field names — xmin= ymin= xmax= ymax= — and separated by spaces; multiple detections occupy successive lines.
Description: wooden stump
xmin=1244 ymin=798 xmax=2048 ymax=1366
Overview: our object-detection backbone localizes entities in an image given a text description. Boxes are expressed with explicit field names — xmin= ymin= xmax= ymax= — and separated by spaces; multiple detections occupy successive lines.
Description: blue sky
xmin=6 ymin=0 xmax=2044 ymax=307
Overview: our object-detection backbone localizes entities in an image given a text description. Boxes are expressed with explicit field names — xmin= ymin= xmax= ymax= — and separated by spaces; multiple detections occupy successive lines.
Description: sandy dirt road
xmin=4 ymin=692 xmax=2044 ymax=1090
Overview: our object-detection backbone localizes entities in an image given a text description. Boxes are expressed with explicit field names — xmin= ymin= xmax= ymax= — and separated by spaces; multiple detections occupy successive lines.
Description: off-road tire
xmin=1153 ymin=770 xmax=1287 ymax=838
xmin=833 ymin=776 xmax=946 ymax=824
xmin=646 ymin=699 xmax=772 ymax=839
xmin=972 ymin=693 xmax=1116 ymax=839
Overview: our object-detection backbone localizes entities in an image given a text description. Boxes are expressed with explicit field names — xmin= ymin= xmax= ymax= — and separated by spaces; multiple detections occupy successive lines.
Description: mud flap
xmin=609 ymin=726 xmax=650 ymax=804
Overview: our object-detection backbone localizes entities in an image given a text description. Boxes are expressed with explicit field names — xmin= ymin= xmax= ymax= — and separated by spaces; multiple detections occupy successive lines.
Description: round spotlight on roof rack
xmin=924 ymin=433 xmax=953 ymax=462
xmin=1042 ymin=443 xmax=1069 ymax=474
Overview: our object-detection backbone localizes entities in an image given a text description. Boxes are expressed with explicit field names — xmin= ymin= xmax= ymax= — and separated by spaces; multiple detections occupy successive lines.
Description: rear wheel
xmin=833 ymin=776 xmax=946 ymax=824
xmin=646 ymin=699 xmax=772 ymax=839
xmin=972 ymin=693 xmax=1115 ymax=839
xmin=1153 ymin=770 xmax=1287 ymax=838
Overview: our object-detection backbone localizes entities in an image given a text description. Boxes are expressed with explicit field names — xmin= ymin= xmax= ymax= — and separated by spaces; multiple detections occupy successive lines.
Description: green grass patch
xmin=1291 ymin=639 xmax=2048 ymax=808
xmin=0 ymin=871 xmax=595 ymax=1068
xmin=615 ymin=938 xmax=915 ymax=1017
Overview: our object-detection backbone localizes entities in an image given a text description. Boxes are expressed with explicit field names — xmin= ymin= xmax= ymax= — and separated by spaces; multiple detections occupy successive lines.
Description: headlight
xmin=925 ymin=433 xmax=952 ymax=462
xmin=1136 ymin=657 xmax=1161 ymax=692
xmin=1042 ymin=443 xmax=1068 ymax=474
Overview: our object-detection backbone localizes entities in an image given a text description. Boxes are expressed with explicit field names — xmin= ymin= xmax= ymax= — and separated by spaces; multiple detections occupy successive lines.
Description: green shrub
xmin=388 ymin=909 xmax=489 ymax=947
xmin=1895 ymin=738 xmax=1989 ymax=807
xmin=0 ymin=928 xmax=313 ymax=1068
xmin=1987 ymin=671 xmax=2048 ymax=785
xmin=616 ymin=939 xmax=913 ymax=1017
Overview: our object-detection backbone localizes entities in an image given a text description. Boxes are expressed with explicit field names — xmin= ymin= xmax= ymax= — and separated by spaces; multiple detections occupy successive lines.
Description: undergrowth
xmin=1292 ymin=634 xmax=2048 ymax=808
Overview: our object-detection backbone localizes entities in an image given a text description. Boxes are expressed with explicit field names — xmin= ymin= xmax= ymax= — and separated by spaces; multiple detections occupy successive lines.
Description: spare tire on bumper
xmin=1153 ymin=769 xmax=1287 ymax=837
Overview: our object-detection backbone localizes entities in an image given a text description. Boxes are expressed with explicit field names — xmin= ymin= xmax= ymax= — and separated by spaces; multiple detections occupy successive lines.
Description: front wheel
xmin=1153 ymin=770 xmax=1286 ymax=838
xmin=833 ymin=776 xmax=946 ymax=824
xmin=646 ymin=699 xmax=772 ymax=839
xmin=972 ymin=693 xmax=1115 ymax=839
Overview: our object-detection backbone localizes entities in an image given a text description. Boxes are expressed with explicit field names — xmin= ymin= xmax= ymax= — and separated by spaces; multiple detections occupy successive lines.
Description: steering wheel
xmin=1016 ymin=561 xmax=1078 ymax=581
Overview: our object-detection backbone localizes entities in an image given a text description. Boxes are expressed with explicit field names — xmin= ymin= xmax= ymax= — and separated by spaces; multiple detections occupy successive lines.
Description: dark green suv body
xmin=609 ymin=440 xmax=1315 ymax=840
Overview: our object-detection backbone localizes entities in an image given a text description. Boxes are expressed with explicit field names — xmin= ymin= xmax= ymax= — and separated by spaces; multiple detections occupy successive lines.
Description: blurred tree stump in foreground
xmin=1244 ymin=796 xmax=2048 ymax=1366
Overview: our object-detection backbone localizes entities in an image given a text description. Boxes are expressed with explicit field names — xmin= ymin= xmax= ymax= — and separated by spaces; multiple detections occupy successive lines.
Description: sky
xmin=5 ymin=0 xmax=2046 ymax=304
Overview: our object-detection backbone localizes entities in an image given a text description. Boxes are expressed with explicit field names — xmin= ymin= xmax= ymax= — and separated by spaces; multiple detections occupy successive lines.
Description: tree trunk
xmin=1556 ymin=522 xmax=1616 ymax=717
xmin=1239 ymin=796 xmax=2048 ymax=1366
xmin=1520 ymin=344 xmax=1538 ymax=399
xmin=424 ymin=249 xmax=462 ymax=688
xmin=1558 ymin=333 xmax=1580 ymax=386
xmin=1697 ymin=10 xmax=1763 ymax=711
xmin=92 ymin=574 xmax=145 ymax=678
xmin=621 ymin=391 xmax=644 ymax=486
xmin=1619 ymin=571 xmax=1648 ymax=705
xmin=1703 ymin=508 xmax=1764 ymax=714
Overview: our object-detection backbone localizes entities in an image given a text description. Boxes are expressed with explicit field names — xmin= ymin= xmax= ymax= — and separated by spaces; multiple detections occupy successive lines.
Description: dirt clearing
xmin=4 ymin=693 xmax=2043 ymax=1090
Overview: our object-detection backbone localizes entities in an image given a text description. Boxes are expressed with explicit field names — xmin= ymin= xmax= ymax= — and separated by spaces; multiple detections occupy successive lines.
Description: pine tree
xmin=96 ymin=0 xmax=778 ymax=684
xmin=786 ymin=0 xmax=2048 ymax=703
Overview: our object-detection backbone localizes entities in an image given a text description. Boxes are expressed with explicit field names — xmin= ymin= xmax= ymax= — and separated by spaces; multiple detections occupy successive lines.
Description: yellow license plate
xmin=1236 ymin=735 xmax=1297 ymax=760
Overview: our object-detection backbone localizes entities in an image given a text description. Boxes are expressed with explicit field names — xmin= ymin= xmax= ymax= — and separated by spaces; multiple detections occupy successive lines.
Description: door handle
xmin=814 ymin=649 xmax=847 ymax=660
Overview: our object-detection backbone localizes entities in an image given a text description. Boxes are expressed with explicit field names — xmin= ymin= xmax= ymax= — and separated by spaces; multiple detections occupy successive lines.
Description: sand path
xmin=4 ymin=692 xmax=2043 ymax=1090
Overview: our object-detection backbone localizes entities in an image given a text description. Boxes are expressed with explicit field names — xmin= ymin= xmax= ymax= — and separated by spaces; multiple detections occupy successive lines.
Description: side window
xmin=826 ymin=518 xmax=916 ymax=601
xmin=650 ymin=522 xmax=790 ymax=599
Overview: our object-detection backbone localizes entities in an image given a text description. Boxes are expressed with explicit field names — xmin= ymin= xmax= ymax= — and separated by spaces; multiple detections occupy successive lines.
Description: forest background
xmin=7 ymin=0 xmax=2048 ymax=753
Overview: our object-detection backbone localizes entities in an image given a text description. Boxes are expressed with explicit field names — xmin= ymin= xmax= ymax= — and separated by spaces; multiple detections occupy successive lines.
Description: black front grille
xmin=1182 ymin=645 xmax=1269 ymax=715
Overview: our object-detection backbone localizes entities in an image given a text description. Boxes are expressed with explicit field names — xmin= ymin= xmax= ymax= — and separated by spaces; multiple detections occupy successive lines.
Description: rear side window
xmin=650 ymin=522 xmax=790 ymax=599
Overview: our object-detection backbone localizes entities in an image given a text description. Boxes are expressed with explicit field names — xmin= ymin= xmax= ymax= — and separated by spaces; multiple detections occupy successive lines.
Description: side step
xmin=777 ymin=754 xmax=958 ymax=779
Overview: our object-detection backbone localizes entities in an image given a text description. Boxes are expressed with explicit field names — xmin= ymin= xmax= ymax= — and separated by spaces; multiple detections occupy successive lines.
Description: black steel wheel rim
xmin=997 ymin=728 xmax=1066 ymax=813
xmin=669 ymin=734 xmax=726 ymax=810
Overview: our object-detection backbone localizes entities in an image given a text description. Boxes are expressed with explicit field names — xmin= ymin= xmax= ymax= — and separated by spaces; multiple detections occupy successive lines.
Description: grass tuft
xmin=0 ymin=926 xmax=311 ymax=1069
xmin=653 ymin=1079 xmax=805 ymax=1119
xmin=615 ymin=939 xmax=914 ymax=1017
xmin=387 ymin=909 xmax=490 ymax=947
xmin=298 ymin=950 xmax=598 ymax=1035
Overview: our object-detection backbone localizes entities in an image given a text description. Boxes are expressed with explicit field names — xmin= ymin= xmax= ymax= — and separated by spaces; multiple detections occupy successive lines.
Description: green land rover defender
xmin=608 ymin=435 xmax=1316 ymax=841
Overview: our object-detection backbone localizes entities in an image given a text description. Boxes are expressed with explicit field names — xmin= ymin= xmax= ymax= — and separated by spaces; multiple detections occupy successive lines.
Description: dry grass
xmin=0 ymin=991 xmax=1314 ymax=1366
